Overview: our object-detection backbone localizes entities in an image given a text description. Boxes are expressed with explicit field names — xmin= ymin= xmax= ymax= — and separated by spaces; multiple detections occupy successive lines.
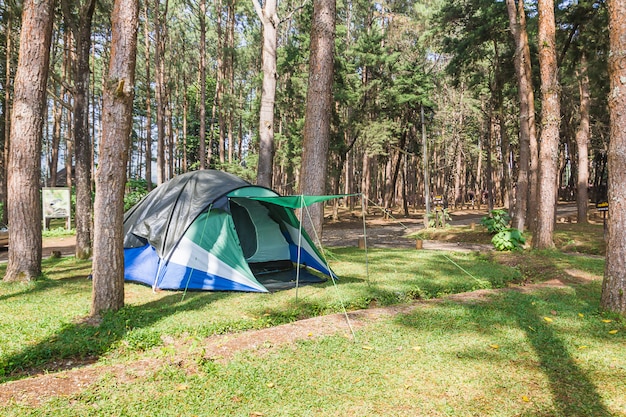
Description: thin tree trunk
xmin=486 ymin=111 xmax=494 ymax=211
xmin=64 ymin=32 xmax=74 ymax=190
xmin=299 ymin=0 xmax=336 ymax=237
xmin=4 ymin=0 xmax=55 ymax=282
xmin=533 ymin=0 xmax=561 ymax=249
xmin=182 ymin=73 xmax=188 ymax=172
xmin=166 ymin=96 xmax=173 ymax=178
xmin=92 ymin=0 xmax=139 ymax=316
xmin=422 ymin=105 xmax=430 ymax=225
xmin=253 ymin=0 xmax=278 ymax=187
xmin=361 ymin=151 xmax=370 ymax=213
xmin=507 ymin=0 xmax=532 ymax=230
xmin=499 ymin=109 xmax=511 ymax=209
xmin=226 ymin=0 xmax=236 ymax=164
xmin=1 ymin=15 xmax=13 ymax=225
xmin=576 ymin=53 xmax=590 ymax=224
xmin=143 ymin=1 xmax=153 ymax=189
xmin=601 ymin=0 xmax=626 ymax=315
xmin=154 ymin=0 xmax=168 ymax=184
xmin=50 ymin=82 xmax=62 ymax=187
xmin=475 ymin=127 xmax=482 ymax=210
xmin=199 ymin=0 xmax=207 ymax=169
xmin=61 ymin=0 xmax=97 ymax=260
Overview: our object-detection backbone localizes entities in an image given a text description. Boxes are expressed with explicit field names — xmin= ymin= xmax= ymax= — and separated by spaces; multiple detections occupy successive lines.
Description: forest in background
xmin=3 ymin=0 xmax=626 ymax=318
xmin=0 ymin=0 xmax=609 ymax=220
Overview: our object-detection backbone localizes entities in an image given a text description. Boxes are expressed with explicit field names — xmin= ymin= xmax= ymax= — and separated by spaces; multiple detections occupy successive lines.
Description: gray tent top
xmin=123 ymin=170 xmax=278 ymax=259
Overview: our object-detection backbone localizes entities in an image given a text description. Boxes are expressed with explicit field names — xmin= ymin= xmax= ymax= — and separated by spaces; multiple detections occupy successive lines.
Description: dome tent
xmin=123 ymin=170 xmax=336 ymax=292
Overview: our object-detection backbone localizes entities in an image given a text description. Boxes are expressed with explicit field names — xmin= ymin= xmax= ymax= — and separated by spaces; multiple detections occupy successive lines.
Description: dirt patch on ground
xmin=0 ymin=236 xmax=76 ymax=263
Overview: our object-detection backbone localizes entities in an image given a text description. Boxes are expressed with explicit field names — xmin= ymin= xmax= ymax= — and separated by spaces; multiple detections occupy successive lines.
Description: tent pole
xmin=295 ymin=195 xmax=304 ymax=302
xmin=153 ymin=260 xmax=164 ymax=293
xmin=302 ymin=202 xmax=357 ymax=341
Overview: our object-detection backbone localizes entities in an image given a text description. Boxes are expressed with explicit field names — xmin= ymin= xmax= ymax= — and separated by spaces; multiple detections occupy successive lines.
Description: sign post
xmin=42 ymin=187 xmax=71 ymax=230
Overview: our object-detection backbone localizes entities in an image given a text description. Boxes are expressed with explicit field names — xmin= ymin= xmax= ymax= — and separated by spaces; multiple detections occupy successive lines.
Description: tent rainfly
xmin=123 ymin=170 xmax=339 ymax=292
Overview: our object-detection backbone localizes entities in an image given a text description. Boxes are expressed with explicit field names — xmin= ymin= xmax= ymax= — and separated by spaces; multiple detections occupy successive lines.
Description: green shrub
xmin=428 ymin=208 xmax=451 ymax=228
xmin=480 ymin=209 xmax=511 ymax=233
xmin=491 ymin=228 xmax=526 ymax=251
xmin=124 ymin=178 xmax=150 ymax=211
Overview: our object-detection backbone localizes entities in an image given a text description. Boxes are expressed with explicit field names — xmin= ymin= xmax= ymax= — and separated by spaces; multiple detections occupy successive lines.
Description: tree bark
xmin=506 ymin=0 xmax=537 ymax=232
xmin=92 ymin=0 xmax=139 ymax=316
xmin=300 ymin=0 xmax=336 ymax=237
xmin=4 ymin=0 xmax=55 ymax=282
xmin=576 ymin=53 xmax=590 ymax=224
xmin=153 ymin=0 xmax=168 ymax=184
xmin=61 ymin=0 xmax=97 ymax=260
xmin=142 ymin=1 xmax=153 ymax=189
xmin=1 ymin=13 xmax=13 ymax=225
xmin=50 ymin=81 xmax=62 ymax=187
xmin=601 ymin=0 xmax=626 ymax=315
xmin=253 ymin=0 xmax=278 ymax=188
xmin=199 ymin=0 xmax=207 ymax=169
xmin=533 ymin=0 xmax=561 ymax=249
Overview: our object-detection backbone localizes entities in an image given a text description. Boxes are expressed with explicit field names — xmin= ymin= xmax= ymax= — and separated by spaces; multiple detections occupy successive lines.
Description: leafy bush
xmin=480 ymin=209 xmax=511 ymax=233
xmin=492 ymin=228 xmax=526 ymax=251
xmin=428 ymin=208 xmax=451 ymax=228
xmin=124 ymin=178 xmax=150 ymax=211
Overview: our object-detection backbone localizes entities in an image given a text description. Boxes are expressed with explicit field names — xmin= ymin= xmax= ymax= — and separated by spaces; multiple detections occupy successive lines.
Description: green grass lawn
xmin=0 ymin=224 xmax=624 ymax=416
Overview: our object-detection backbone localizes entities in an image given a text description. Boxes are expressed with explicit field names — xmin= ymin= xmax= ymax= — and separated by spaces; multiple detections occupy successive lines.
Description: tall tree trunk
xmin=166 ymin=94 xmax=174 ymax=178
xmin=92 ymin=0 xmax=139 ymax=316
xmin=61 ymin=0 xmax=97 ymax=260
xmin=4 ymin=0 xmax=55 ymax=282
xmin=253 ymin=0 xmax=278 ymax=187
xmin=453 ymin=89 xmax=464 ymax=208
xmin=421 ymin=105 xmax=430 ymax=226
xmin=154 ymin=0 xmax=168 ymax=184
xmin=227 ymin=0 xmax=236 ymax=164
xmin=576 ymin=53 xmax=590 ymax=224
xmin=506 ymin=0 xmax=536 ymax=232
xmin=601 ymin=0 xmax=626 ymax=315
xmin=50 ymin=82 xmax=62 ymax=187
xmin=1 ymin=14 xmax=13 ymax=225
xmin=64 ymin=33 xmax=74 ymax=190
xmin=533 ymin=0 xmax=561 ymax=249
xmin=486 ymin=103 xmax=494 ymax=211
xmin=300 ymin=0 xmax=336 ymax=237
xmin=361 ymin=151 xmax=371 ymax=213
xmin=182 ymin=72 xmax=189 ymax=172
xmin=142 ymin=1 xmax=153 ymax=189
xmin=198 ymin=0 xmax=207 ymax=169
xmin=499 ymin=108 xmax=512 ymax=209
xmin=453 ymin=138 xmax=462 ymax=207
xmin=384 ymin=135 xmax=405 ymax=213
xmin=475 ymin=126 xmax=482 ymax=209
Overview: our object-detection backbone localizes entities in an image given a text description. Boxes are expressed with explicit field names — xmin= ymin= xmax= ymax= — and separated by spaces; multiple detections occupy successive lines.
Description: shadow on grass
xmin=0 ymin=257 xmax=91 ymax=303
xmin=503 ymin=293 xmax=612 ymax=417
xmin=0 ymin=290 xmax=231 ymax=383
xmin=394 ymin=253 xmax=614 ymax=417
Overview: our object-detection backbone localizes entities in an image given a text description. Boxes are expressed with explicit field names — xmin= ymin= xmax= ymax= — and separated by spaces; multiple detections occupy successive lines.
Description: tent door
xmin=229 ymin=198 xmax=291 ymax=263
